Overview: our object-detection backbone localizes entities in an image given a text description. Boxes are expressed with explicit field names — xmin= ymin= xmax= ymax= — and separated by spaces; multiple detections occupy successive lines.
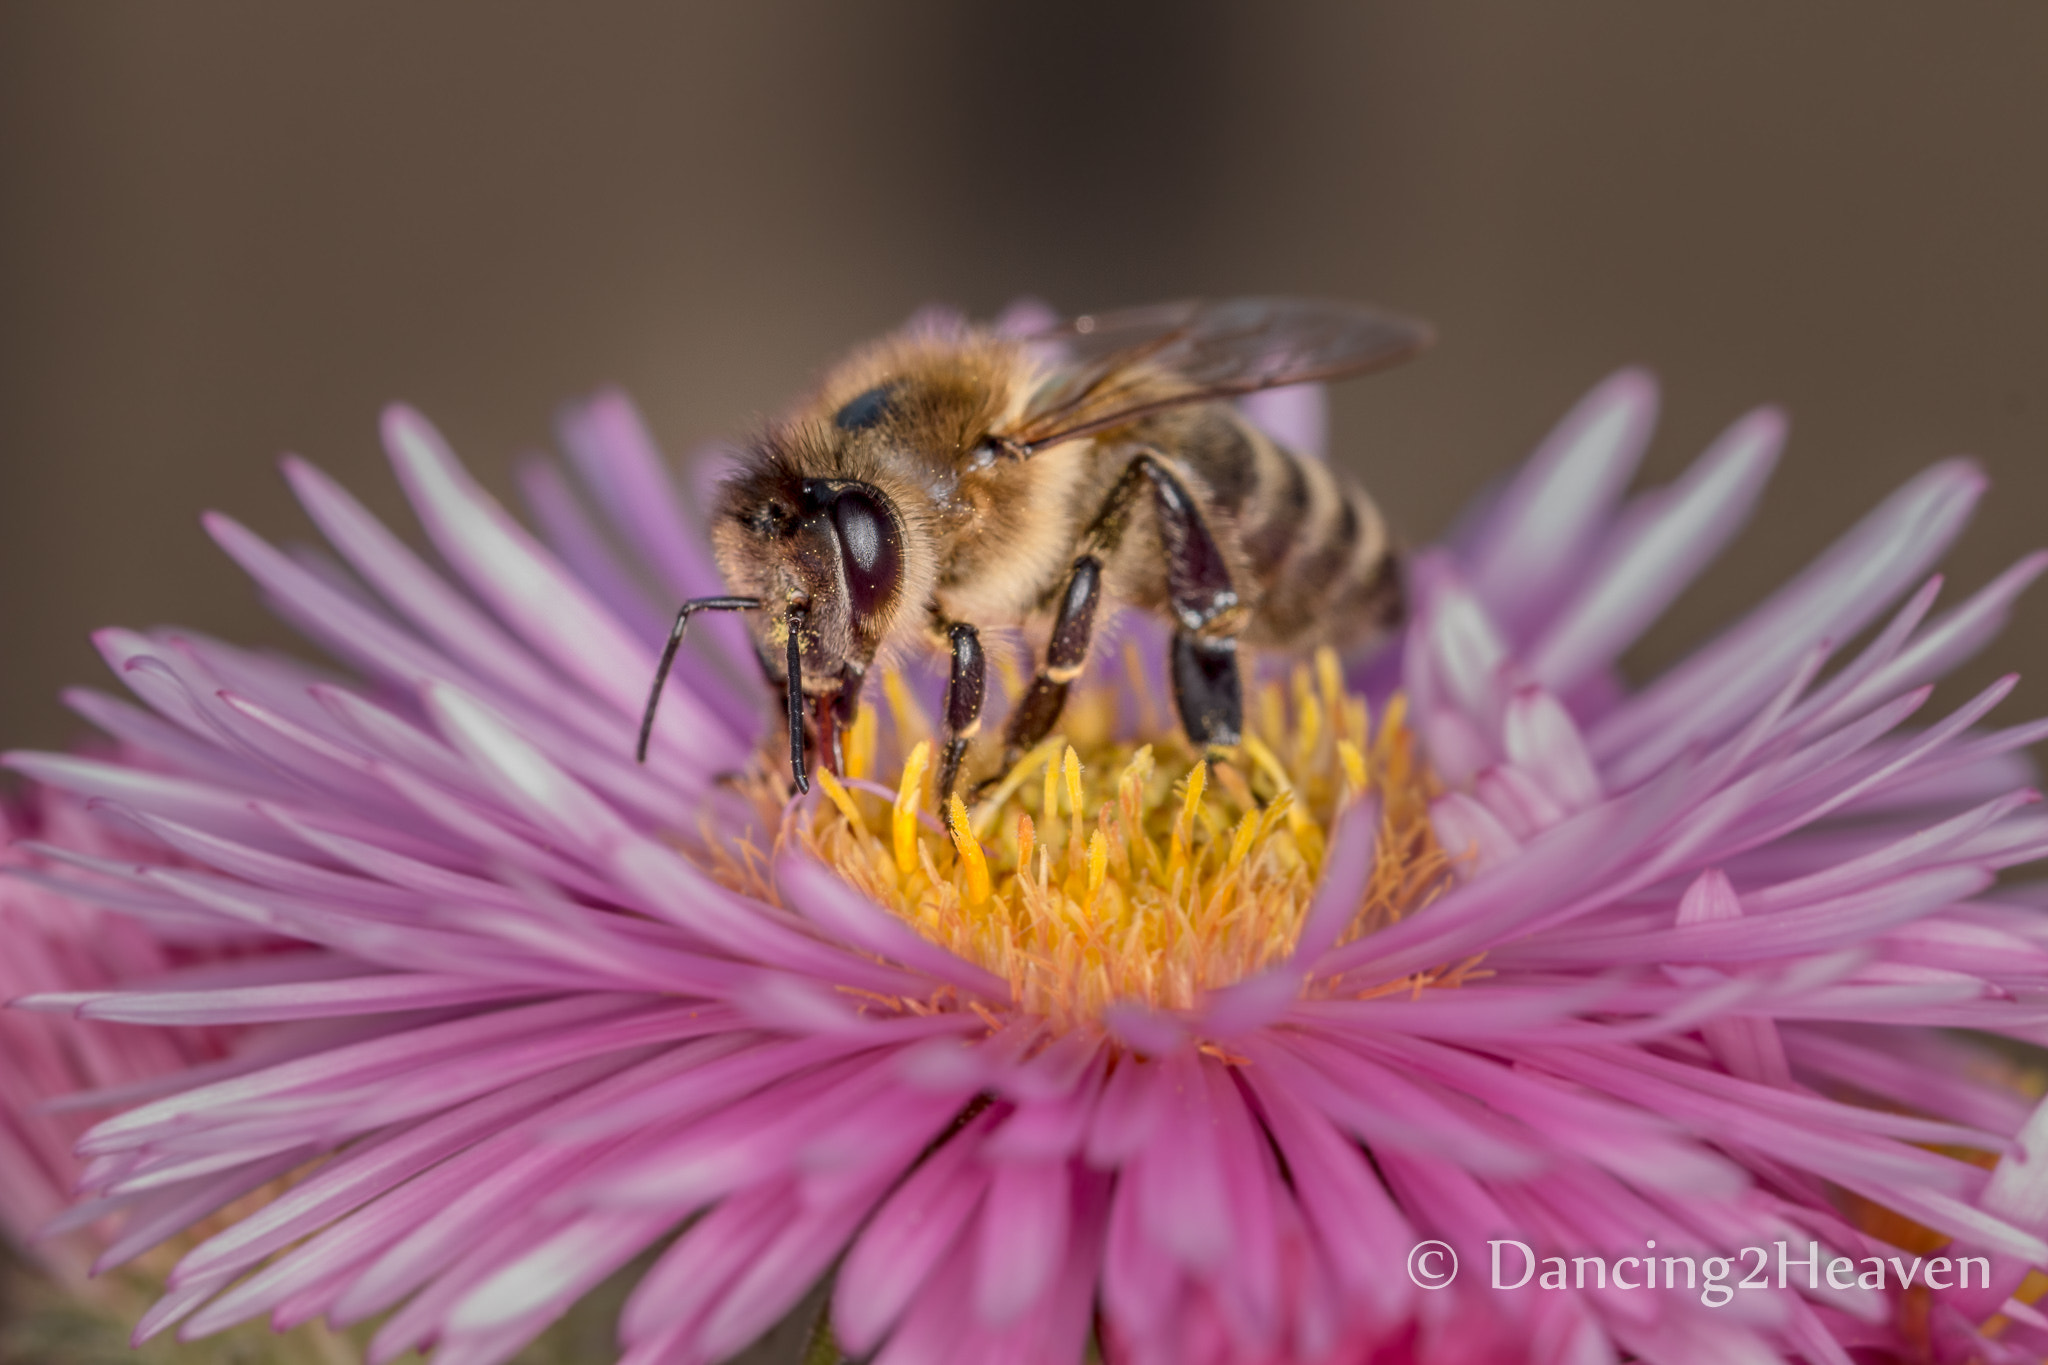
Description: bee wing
xmin=997 ymin=298 xmax=1433 ymax=453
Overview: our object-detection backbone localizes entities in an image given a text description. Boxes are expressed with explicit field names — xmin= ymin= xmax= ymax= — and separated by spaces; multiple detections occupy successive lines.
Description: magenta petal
xmin=1241 ymin=1066 xmax=1415 ymax=1327
xmin=834 ymin=1109 xmax=995 ymax=1354
xmin=694 ymin=1172 xmax=894 ymax=1360
xmin=1128 ymin=1052 xmax=1234 ymax=1273
xmin=447 ymin=1208 xmax=674 ymax=1335
xmin=1100 ymin=1166 xmax=1181 ymax=1340
xmin=867 ymin=1232 xmax=979 ymax=1365
xmin=170 ymin=1053 xmax=632 ymax=1290
xmin=973 ymin=1157 xmax=1071 ymax=1323
xmin=1083 ymin=1051 xmax=1171 ymax=1167
xmin=621 ymin=1182 xmax=792 ymax=1346
xmin=284 ymin=457 xmax=603 ymax=739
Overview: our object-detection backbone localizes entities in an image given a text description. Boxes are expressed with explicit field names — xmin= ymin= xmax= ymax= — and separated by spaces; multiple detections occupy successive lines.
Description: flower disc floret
xmin=783 ymin=651 xmax=1452 ymax=1030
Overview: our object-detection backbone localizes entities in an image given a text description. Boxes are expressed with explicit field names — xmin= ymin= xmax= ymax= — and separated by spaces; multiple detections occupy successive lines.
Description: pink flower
xmin=9 ymin=351 xmax=2048 ymax=1365
xmin=0 ymin=785 xmax=263 ymax=1286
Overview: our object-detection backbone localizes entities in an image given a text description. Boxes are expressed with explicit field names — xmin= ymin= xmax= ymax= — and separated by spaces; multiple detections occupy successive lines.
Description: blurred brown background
xmin=2 ymin=0 xmax=2046 ymax=756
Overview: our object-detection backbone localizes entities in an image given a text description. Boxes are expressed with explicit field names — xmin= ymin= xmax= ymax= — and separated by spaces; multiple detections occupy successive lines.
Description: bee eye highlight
xmin=829 ymin=489 xmax=899 ymax=615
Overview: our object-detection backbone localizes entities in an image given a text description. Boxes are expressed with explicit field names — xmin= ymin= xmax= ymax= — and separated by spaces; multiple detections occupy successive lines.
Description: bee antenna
xmin=785 ymin=601 xmax=810 ymax=794
xmin=637 ymin=596 xmax=761 ymax=763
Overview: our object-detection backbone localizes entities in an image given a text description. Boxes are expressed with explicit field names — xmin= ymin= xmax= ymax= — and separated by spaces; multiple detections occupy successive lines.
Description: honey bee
xmin=636 ymin=297 xmax=1433 ymax=799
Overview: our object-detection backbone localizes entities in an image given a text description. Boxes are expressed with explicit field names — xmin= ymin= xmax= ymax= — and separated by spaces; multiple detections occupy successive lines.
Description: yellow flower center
xmin=760 ymin=646 xmax=1454 ymax=1030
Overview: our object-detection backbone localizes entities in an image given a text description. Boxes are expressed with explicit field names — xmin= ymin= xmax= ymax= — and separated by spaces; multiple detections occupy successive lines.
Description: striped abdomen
xmin=1161 ymin=405 xmax=1402 ymax=653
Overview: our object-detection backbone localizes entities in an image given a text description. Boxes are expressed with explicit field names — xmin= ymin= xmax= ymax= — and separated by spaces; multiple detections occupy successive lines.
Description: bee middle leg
xmin=1002 ymin=449 xmax=1245 ymax=763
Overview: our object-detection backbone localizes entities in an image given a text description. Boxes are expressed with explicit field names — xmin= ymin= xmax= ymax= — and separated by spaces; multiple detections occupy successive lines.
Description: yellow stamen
xmin=947 ymin=795 xmax=992 ymax=907
xmin=1241 ymin=733 xmax=1292 ymax=794
xmin=971 ymin=735 xmax=1064 ymax=840
xmin=816 ymin=768 xmax=865 ymax=833
xmin=1226 ymin=808 xmax=1259 ymax=874
xmin=786 ymin=662 xmax=1451 ymax=1031
xmin=1294 ymin=674 xmax=1323 ymax=771
xmin=1168 ymin=760 xmax=1207 ymax=881
xmin=894 ymin=741 xmax=929 ymax=876
xmin=1316 ymin=647 xmax=1347 ymax=733
xmin=1338 ymin=739 xmax=1369 ymax=800
xmin=845 ymin=703 xmax=877 ymax=782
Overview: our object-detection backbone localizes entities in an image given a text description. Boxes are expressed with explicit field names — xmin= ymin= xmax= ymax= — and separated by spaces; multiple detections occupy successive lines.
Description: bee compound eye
xmin=829 ymin=489 xmax=900 ymax=615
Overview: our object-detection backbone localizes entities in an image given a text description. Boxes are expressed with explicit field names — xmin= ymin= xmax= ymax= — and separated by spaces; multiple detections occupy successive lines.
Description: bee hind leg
xmin=1137 ymin=453 xmax=1245 ymax=753
xmin=1170 ymin=633 xmax=1242 ymax=748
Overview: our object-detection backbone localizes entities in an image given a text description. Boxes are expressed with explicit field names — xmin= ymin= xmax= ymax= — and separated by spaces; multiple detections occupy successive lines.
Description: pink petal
xmin=1526 ymin=406 xmax=1782 ymax=692
xmin=974 ymin=1157 xmax=1071 ymax=1323
xmin=1464 ymin=367 xmax=1660 ymax=633
xmin=381 ymin=405 xmax=744 ymax=768
xmin=833 ymin=1109 xmax=996 ymax=1354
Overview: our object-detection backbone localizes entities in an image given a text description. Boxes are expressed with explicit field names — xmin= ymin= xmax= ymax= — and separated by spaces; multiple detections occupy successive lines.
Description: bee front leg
xmin=937 ymin=624 xmax=986 ymax=801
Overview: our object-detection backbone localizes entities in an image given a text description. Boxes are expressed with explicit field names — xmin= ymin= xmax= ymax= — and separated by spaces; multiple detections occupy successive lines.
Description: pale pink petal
xmin=1464 ymin=367 xmax=1660 ymax=632
xmin=1526 ymin=406 xmax=1783 ymax=691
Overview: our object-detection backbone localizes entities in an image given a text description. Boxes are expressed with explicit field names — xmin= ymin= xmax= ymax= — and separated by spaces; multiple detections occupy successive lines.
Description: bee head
xmin=711 ymin=463 xmax=906 ymax=692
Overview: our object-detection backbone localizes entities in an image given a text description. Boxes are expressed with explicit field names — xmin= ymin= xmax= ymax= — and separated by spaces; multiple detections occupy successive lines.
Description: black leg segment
xmin=1171 ymin=633 xmax=1243 ymax=748
xmin=1004 ymin=448 xmax=1247 ymax=763
xmin=938 ymin=623 xmax=986 ymax=801
xmin=785 ymin=602 xmax=810 ymax=794
xmin=1139 ymin=459 xmax=1241 ymax=633
xmin=1003 ymin=554 xmax=1104 ymax=758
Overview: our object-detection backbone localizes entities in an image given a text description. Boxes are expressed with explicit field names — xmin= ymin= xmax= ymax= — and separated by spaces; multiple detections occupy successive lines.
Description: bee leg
xmin=937 ymin=623 xmax=986 ymax=801
xmin=1170 ymin=634 xmax=1243 ymax=747
xmin=1004 ymin=449 xmax=1245 ymax=762
xmin=1134 ymin=454 xmax=1246 ymax=751
xmin=785 ymin=601 xmax=810 ymax=795
xmin=1002 ymin=455 xmax=1158 ymax=759
xmin=1002 ymin=553 xmax=1104 ymax=760
xmin=1135 ymin=455 xmax=1242 ymax=639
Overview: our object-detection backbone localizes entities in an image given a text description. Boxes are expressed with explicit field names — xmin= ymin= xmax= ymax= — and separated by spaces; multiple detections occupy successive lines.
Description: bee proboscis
xmin=637 ymin=297 xmax=1433 ymax=799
